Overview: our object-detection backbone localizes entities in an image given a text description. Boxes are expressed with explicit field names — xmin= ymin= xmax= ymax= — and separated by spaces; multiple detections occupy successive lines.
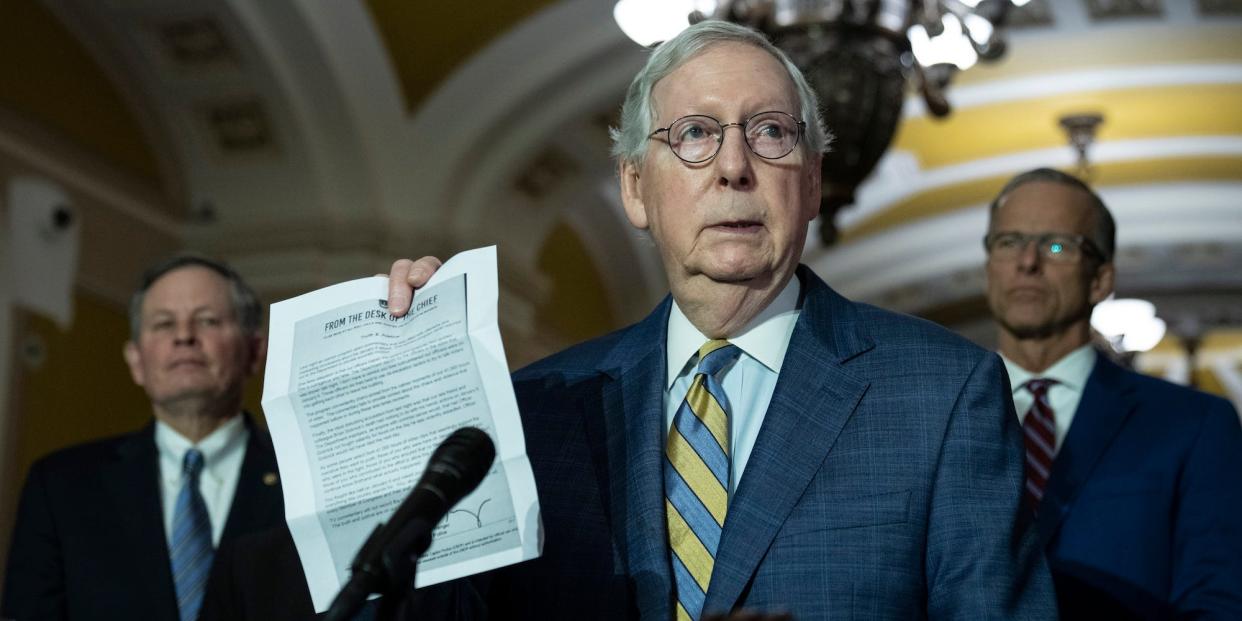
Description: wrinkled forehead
xmin=142 ymin=265 xmax=235 ymax=315
xmin=992 ymin=181 xmax=1098 ymax=234
xmin=652 ymin=42 xmax=800 ymax=118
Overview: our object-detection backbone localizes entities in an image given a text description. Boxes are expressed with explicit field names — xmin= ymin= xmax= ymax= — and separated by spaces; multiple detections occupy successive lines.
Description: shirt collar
xmin=155 ymin=414 xmax=248 ymax=478
xmin=1001 ymin=345 xmax=1097 ymax=394
xmin=665 ymin=276 xmax=802 ymax=389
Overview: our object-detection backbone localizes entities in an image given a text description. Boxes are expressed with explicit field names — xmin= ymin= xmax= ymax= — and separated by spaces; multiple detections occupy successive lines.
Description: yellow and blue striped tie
xmin=666 ymin=339 xmax=740 ymax=621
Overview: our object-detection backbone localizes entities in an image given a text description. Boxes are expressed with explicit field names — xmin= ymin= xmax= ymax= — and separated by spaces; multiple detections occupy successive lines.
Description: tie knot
xmin=183 ymin=448 xmax=205 ymax=479
xmin=1024 ymin=378 xmax=1057 ymax=398
xmin=696 ymin=339 xmax=740 ymax=377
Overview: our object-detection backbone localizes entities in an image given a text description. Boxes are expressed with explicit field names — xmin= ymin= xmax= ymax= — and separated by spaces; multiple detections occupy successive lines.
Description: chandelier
xmin=615 ymin=0 xmax=1028 ymax=244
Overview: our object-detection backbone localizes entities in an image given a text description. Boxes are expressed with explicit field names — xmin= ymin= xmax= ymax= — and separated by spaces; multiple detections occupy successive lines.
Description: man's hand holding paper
xmin=260 ymin=246 xmax=539 ymax=614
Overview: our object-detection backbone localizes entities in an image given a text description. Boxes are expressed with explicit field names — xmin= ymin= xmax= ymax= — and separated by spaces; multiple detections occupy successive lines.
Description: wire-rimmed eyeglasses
xmin=648 ymin=111 xmax=806 ymax=164
xmin=983 ymin=231 xmax=1105 ymax=263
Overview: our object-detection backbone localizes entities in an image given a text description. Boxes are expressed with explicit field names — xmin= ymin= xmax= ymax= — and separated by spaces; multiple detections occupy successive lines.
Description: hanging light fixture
xmin=1059 ymin=112 xmax=1105 ymax=180
xmin=614 ymin=0 xmax=1026 ymax=244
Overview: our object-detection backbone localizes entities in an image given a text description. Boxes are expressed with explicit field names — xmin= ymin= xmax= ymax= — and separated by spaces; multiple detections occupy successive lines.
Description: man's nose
xmin=714 ymin=124 xmax=754 ymax=190
xmin=1015 ymin=239 xmax=1042 ymax=272
xmin=174 ymin=321 xmax=198 ymax=345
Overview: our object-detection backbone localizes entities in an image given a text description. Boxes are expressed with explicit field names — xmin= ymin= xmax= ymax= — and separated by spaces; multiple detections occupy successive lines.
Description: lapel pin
xmin=263 ymin=472 xmax=279 ymax=486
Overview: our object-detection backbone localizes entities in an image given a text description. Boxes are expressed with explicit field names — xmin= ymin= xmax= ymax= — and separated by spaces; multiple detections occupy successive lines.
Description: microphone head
xmin=425 ymin=426 xmax=496 ymax=499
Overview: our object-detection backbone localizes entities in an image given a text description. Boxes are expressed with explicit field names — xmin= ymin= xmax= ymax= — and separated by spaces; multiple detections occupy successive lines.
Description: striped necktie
xmin=665 ymin=339 xmax=741 ymax=621
xmin=1021 ymin=379 xmax=1058 ymax=515
xmin=170 ymin=448 xmax=213 ymax=621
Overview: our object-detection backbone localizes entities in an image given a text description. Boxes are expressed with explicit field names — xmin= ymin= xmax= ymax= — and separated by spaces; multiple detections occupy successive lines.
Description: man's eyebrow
xmin=146 ymin=305 xmax=228 ymax=317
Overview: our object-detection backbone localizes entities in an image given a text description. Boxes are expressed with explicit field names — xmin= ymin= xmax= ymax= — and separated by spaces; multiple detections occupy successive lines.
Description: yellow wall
xmin=536 ymin=220 xmax=618 ymax=344
xmin=0 ymin=0 xmax=162 ymax=184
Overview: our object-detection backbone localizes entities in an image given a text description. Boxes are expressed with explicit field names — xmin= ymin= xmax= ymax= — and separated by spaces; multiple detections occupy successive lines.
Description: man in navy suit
xmin=984 ymin=167 xmax=1242 ymax=618
xmin=373 ymin=20 xmax=1055 ymax=619
xmin=2 ymin=256 xmax=285 ymax=621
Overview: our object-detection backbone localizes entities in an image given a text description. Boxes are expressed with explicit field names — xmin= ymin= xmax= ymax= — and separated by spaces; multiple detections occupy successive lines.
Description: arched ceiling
xmin=0 ymin=0 xmax=167 ymax=191
xmin=362 ymin=0 xmax=559 ymax=114
xmin=805 ymin=2 xmax=1242 ymax=348
xmin=1 ymin=0 xmax=1240 ymax=369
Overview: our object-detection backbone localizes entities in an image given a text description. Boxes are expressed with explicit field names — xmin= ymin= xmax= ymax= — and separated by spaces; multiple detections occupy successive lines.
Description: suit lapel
xmin=108 ymin=423 xmax=179 ymax=617
xmin=706 ymin=270 xmax=873 ymax=613
xmin=1037 ymin=355 xmax=1137 ymax=545
xmin=220 ymin=413 xmax=284 ymax=544
xmin=595 ymin=297 xmax=675 ymax=619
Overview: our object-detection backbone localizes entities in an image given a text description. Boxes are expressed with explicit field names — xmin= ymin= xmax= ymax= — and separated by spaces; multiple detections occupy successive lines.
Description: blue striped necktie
xmin=665 ymin=339 xmax=741 ymax=621
xmin=170 ymin=448 xmax=213 ymax=621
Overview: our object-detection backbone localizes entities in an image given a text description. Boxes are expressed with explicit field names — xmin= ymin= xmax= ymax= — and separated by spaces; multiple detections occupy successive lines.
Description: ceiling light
xmin=1092 ymin=298 xmax=1168 ymax=353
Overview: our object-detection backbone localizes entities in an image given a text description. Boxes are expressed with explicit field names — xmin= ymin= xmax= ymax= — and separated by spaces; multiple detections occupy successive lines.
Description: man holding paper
xmin=382 ymin=20 xmax=1054 ymax=619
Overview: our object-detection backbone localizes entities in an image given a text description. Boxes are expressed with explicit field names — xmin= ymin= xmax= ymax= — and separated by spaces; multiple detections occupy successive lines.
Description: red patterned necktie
xmin=1022 ymin=379 xmax=1058 ymax=515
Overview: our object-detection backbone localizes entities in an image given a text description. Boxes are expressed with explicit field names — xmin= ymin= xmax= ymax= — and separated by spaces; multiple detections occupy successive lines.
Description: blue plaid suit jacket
xmin=474 ymin=266 xmax=1055 ymax=619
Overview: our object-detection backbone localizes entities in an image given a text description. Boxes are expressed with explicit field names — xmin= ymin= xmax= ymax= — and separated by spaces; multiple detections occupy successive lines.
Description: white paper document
xmin=262 ymin=246 xmax=541 ymax=612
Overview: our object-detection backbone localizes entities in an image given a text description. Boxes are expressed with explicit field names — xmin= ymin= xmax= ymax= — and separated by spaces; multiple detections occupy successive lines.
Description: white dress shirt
xmin=665 ymin=276 xmax=801 ymax=494
xmin=155 ymin=414 xmax=249 ymax=547
xmin=1002 ymin=345 xmax=1097 ymax=453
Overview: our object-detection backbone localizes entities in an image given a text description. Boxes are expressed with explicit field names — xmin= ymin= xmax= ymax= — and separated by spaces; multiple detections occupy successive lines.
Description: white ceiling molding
xmin=38 ymin=0 xmax=191 ymax=208
xmin=394 ymin=0 xmax=667 ymax=316
xmin=400 ymin=0 xmax=642 ymax=228
xmin=846 ymin=135 xmax=1242 ymax=228
xmin=28 ymin=0 xmax=1242 ymax=349
xmin=811 ymin=182 xmax=1242 ymax=312
xmin=39 ymin=0 xmax=405 ymax=295
xmin=904 ymin=63 xmax=1242 ymax=118
xmin=260 ymin=0 xmax=414 ymax=234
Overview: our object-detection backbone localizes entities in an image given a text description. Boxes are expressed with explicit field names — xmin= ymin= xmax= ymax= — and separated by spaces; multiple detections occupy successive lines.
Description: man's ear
xmin=802 ymin=152 xmax=823 ymax=222
xmin=619 ymin=159 xmax=649 ymax=230
xmin=1089 ymin=261 xmax=1116 ymax=305
xmin=123 ymin=341 xmax=146 ymax=387
xmin=247 ymin=334 xmax=268 ymax=376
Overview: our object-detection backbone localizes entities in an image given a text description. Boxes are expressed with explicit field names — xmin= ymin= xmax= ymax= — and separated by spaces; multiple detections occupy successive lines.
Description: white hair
xmin=609 ymin=20 xmax=830 ymax=166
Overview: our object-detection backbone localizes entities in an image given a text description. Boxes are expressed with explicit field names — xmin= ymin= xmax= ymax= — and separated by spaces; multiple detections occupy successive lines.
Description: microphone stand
xmin=322 ymin=426 xmax=494 ymax=621
xmin=323 ymin=518 xmax=438 ymax=621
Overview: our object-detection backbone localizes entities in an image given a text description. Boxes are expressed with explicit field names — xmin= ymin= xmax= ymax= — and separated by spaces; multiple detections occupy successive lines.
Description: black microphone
xmin=323 ymin=426 xmax=496 ymax=621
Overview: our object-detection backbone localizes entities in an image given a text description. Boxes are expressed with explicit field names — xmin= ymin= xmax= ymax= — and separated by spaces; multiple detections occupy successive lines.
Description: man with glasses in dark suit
xmin=983 ymin=168 xmax=1242 ymax=619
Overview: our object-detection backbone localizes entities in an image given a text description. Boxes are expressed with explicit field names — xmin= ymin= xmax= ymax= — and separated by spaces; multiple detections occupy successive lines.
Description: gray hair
xmin=610 ymin=20 xmax=830 ymax=165
xmin=128 ymin=254 xmax=262 ymax=339
xmin=989 ymin=167 xmax=1116 ymax=262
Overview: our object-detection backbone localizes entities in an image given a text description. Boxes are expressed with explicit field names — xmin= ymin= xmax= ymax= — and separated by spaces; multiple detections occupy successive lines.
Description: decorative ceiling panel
xmin=157 ymin=17 xmax=236 ymax=68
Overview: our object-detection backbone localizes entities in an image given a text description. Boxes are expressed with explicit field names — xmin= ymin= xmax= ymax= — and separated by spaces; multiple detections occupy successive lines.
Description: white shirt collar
xmin=665 ymin=276 xmax=801 ymax=389
xmin=155 ymin=414 xmax=248 ymax=481
xmin=1001 ymin=345 xmax=1096 ymax=394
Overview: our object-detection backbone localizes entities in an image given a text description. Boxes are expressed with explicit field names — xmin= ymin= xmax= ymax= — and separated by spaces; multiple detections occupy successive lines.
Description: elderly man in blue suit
xmin=984 ymin=167 xmax=1242 ymax=619
xmin=373 ymin=21 xmax=1056 ymax=620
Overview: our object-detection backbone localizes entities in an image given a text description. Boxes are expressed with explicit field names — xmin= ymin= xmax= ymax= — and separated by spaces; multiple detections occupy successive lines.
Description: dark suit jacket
xmin=1037 ymin=354 xmax=1242 ymax=619
xmin=205 ymin=268 xmax=1055 ymax=619
xmin=2 ymin=415 xmax=285 ymax=621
